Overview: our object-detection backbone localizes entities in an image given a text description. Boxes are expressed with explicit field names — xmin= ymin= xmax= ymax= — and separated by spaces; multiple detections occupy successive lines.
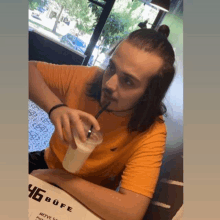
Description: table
xmin=28 ymin=174 xmax=101 ymax=220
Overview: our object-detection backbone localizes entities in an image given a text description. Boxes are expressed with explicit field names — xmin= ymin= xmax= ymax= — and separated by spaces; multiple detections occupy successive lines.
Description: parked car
xmin=60 ymin=34 xmax=77 ymax=50
xmin=60 ymin=34 xmax=86 ymax=50
xmin=60 ymin=33 xmax=94 ymax=66
xmin=37 ymin=7 xmax=46 ymax=13
xmin=31 ymin=10 xmax=41 ymax=20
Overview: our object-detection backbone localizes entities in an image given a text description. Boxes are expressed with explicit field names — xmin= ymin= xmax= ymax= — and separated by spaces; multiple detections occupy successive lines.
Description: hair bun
xmin=158 ymin=25 xmax=170 ymax=38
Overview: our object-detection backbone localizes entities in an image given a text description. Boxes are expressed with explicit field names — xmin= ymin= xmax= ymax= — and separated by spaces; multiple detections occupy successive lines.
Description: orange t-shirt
xmin=36 ymin=62 xmax=167 ymax=199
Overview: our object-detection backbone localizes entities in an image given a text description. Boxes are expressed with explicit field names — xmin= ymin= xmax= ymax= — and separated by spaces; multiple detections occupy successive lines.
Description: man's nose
xmin=106 ymin=74 xmax=118 ymax=92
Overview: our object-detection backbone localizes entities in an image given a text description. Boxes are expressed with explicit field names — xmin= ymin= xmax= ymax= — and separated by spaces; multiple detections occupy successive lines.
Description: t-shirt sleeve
xmin=36 ymin=62 xmax=79 ymax=98
xmin=120 ymin=123 xmax=167 ymax=199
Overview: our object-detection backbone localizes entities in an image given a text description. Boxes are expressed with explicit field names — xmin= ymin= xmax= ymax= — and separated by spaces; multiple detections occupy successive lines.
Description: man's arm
xmin=29 ymin=61 xmax=63 ymax=113
xmin=29 ymin=61 xmax=100 ymax=144
xmin=31 ymin=169 xmax=151 ymax=220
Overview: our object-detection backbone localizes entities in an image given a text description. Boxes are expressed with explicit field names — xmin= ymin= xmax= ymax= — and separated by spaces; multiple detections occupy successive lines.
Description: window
xmin=28 ymin=0 xmax=159 ymax=67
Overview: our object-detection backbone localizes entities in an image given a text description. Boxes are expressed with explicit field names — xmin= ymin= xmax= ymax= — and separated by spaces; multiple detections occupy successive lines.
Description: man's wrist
xmin=45 ymin=99 xmax=63 ymax=113
xmin=48 ymin=103 xmax=67 ymax=118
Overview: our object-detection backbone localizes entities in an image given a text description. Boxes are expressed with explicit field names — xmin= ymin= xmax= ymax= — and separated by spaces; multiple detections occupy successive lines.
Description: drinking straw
xmin=87 ymin=102 xmax=111 ymax=139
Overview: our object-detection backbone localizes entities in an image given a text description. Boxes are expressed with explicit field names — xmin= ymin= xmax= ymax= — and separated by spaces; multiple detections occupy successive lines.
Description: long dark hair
xmin=86 ymin=27 xmax=175 ymax=133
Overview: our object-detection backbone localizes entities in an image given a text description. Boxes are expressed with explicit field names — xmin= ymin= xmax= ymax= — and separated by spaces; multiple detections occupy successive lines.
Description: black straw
xmin=87 ymin=102 xmax=111 ymax=139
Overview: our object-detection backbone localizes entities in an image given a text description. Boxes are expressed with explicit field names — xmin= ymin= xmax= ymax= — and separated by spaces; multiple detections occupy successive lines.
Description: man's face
xmin=100 ymin=40 xmax=163 ymax=115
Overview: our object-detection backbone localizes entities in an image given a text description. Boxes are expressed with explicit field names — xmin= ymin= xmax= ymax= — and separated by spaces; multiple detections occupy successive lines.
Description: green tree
xmin=52 ymin=0 xmax=94 ymax=34
xmin=89 ymin=0 xmax=144 ymax=51
xmin=68 ymin=0 xmax=95 ymax=36
xmin=29 ymin=0 xmax=41 ymax=10
xmin=89 ymin=0 xmax=144 ymax=65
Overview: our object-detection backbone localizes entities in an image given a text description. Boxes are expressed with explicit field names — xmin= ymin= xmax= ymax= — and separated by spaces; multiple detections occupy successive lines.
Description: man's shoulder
xmin=136 ymin=118 xmax=167 ymax=141
xmin=150 ymin=118 xmax=167 ymax=136
xmin=36 ymin=62 xmax=101 ymax=73
xmin=71 ymin=65 xmax=102 ymax=77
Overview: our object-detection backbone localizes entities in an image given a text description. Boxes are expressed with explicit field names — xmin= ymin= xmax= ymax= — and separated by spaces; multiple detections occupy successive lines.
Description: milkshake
xmin=62 ymin=121 xmax=103 ymax=173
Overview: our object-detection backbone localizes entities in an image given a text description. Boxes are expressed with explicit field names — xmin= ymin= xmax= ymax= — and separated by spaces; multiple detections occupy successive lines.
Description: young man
xmin=29 ymin=28 xmax=175 ymax=220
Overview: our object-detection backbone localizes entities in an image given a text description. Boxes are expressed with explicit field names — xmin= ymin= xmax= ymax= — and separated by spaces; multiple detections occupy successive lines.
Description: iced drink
xmin=62 ymin=121 xmax=103 ymax=173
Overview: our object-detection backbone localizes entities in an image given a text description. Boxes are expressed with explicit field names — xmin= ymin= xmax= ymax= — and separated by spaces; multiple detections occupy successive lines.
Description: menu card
xmin=28 ymin=175 xmax=101 ymax=220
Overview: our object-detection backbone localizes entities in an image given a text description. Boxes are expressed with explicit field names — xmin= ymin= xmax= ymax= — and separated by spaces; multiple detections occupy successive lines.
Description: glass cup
xmin=62 ymin=120 xmax=103 ymax=173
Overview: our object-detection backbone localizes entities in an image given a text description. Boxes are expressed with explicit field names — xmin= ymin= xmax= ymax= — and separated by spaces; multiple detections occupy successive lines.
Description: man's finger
xmin=61 ymin=115 xmax=74 ymax=144
xmin=80 ymin=112 xmax=100 ymax=131
xmin=74 ymin=118 xmax=87 ymax=143
xmin=54 ymin=121 xmax=65 ymax=142
xmin=68 ymin=113 xmax=87 ymax=143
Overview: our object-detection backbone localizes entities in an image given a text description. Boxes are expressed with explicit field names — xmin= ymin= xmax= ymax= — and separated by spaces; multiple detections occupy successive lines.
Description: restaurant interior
xmin=29 ymin=0 xmax=183 ymax=219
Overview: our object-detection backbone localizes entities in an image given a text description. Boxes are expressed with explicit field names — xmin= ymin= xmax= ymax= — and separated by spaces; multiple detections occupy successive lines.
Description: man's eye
xmin=122 ymin=77 xmax=134 ymax=86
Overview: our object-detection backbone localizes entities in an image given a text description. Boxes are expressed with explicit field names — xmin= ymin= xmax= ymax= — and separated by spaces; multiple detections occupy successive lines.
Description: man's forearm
xmin=50 ymin=170 xmax=138 ymax=220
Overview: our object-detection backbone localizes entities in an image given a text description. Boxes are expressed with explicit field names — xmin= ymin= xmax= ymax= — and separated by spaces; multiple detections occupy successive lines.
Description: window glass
xmin=28 ymin=0 xmax=159 ymax=67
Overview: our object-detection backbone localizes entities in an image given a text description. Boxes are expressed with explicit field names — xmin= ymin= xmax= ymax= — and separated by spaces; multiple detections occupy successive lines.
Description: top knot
xmin=157 ymin=25 xmax=170 ymax=38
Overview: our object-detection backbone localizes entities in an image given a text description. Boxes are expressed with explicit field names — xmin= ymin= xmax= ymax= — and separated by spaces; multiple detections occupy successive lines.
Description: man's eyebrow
xmin=110 ymin=58 xmax=141 ymax=83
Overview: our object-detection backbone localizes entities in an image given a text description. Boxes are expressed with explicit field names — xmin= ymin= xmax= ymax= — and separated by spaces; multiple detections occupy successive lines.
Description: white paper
xmin=28 ymin=175 xmax=101 ymax=220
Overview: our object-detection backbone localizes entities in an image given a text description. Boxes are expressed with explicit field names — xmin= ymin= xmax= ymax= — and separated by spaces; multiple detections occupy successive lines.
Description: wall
xmin=161 ymin=0 xmax=183 ymax=158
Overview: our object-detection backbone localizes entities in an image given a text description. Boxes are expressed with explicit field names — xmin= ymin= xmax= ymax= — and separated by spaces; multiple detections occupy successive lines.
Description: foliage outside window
xmin=28 ymin=0 xmax=159 ymax=66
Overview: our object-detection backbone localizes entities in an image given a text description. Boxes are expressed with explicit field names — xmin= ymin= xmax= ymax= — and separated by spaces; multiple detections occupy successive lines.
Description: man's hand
xmin=50 ymin=107 xmax=100 ymax=146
